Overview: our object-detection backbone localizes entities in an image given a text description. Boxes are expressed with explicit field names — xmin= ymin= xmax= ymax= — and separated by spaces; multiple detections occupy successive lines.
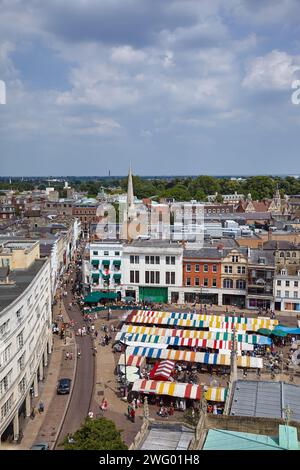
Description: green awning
xmin=83 ymin=292 xmax=102 ymax=303
xmin=92 ymin=273 xmax=99 ymax=281
xmin=102 ymin=260 xmax=110 ymax=266
xmin=271 ymin=329 xmax=287 ymax=337
xmin=91 ymin=259 xmax=99 ymax=266
xmin=257 ymin=328 xmax=272 ymax=336
xmin=113 ymin=260 xmax=121 ymax=266
xmin=113 ymin=273 xmax=121 ymax=280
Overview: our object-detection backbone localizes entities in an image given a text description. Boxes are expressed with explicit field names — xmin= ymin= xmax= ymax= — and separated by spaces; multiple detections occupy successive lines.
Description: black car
xmin=57 ymin=378 xmax=71 ymax=395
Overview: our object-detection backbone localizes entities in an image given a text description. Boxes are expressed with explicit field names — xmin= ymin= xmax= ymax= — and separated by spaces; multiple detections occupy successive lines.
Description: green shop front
xmin=139 ymin=286 xmax=168 ymax=303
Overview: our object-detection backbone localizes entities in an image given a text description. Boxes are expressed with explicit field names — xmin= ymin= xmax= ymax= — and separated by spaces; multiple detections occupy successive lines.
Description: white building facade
xmin=274 ymin=270 xmax=300 ymax=313
xmin=83 ymin=241 xmax=123 ymax=294
xmin=121 ymin=240 xmax=183 ymax=303
xmin=0 ymin=254 xmax=52 ymax=444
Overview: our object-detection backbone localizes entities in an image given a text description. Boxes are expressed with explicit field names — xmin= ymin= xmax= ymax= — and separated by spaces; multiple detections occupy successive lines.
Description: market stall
xmin=132 ymin=379 xmax=202 ymax=400
xmin=126 ymin=346 xmax=263 ymax=369
xmin=149 ymin=360 xmax=175 ymax=381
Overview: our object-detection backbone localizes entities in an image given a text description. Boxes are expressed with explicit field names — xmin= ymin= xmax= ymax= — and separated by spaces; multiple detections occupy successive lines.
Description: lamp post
xmin=121 ymin=334 xmax=129 ymax=398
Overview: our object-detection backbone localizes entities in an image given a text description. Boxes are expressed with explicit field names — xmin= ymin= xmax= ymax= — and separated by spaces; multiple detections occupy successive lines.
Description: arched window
xmin=223 ymin=279 xmax=233 ymax=289
xmin=286 ymin=252 xmax=291 ymax=258
xmin=236 ymin=279 xmax=246 ymax=289
xmin=280 ymin=252 xmax=284 ymax=257
xmin=292 ymin=252 xmax=297 ymax=258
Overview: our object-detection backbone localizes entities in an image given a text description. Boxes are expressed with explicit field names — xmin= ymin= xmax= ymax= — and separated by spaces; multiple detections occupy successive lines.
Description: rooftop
xmin=139 ymin=424 xmax=194 ymax=450
xmin=203 ymin=426 xmax=299 ymax=450
xmin=0 ymin=259 xmax=46 ymax=313
xmin=230 ymin=380 xmax=300 ymax=422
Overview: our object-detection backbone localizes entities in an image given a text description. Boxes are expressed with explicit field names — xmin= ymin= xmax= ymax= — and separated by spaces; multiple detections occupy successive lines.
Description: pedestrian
xmin=130 ymin=407 xmax=135 ymax=423
xmin=127 ymin=403 xmax=132 ymax=418
xmin=78 ymin=328 xmax=82 ymax=337
xmin=65 ymin=351 xmax=69 ymax=360
xmin=88 ymin=411 xmax=94 ymax=419
xmin=38 ymin=401 xmax=44 ymax=413
xmin=101 ymin=398 xmax=108 ymax=412
xmin=69 ymin=352 xmax=73 ymax=360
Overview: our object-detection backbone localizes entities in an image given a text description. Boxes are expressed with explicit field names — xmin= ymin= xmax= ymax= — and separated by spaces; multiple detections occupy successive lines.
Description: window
xmin=93 ymin=251 xmax=98 ymax=255
xmin=212 ymin=278 xmax=217 ymax=287
xmin=236 ymin=279 xmax=246 ymax=289
xmin=186 ymin=277 xmax=191 ymax=286
xmin=0 ymin=320 xmax=10 ymax=338
xmin=166 ymin=271 xmax=175 ymax=285
xmin=145 ymin=271 xmax=150 ymax=284
xmin=280 ymin=252 xmax=284 ymax=258
xmin=130 ymin=255 xmax=134 ymax=264
xmin=135 ymin=256 xmax=139 ymax=264
xmin=171 ymin=272 xmax=175 ymax=285
xmin=1 ymin=344 xmax=12 ymax=366
xmin=277 ymin=290 xmax=281 ymax=297
xmin=292 ymin=252 xmax=297 ymax=258
xmin=155 ymin=256 xmax=160 ymax=264
xmin=277 ymin=280 xmax=281 ymax=286
xmin=18 ymin=353 xmax=25 ymax=371
xmin=150 ymin=256 xmax=155 ymax=264
xmin=294 ymin=292 xmax=298 ymax=298
xmin=19 ymin=377 xmax=27 ymax=396
xmin=135 ymin=271 xmax=140 ymax=283
xmin=195 ymin=277 xmax=200 ymax=286
xmin=166 ymin=256 xmax=170 ymax=265
xmin=145 ymin=256 xmax=150 ymax=264
xmin=212 ymin=265 xmax=217 ymax=273
xmin=223 ymin=279 xmax=233 ymax=288
xmin=295 ymin=281 xmax=299 ymax=288
xmin=203 ymin=278 xmax=208 ymax=287
xmin=286 ymin=252 xmax=291 ymax=258
xmin=166 ymin=272 xmax=170 ymax=284
xmin=155 ymin=272 xmax=160 ymax=284
xmin=17 ymin=331 xmax=24 ymax=350
xmin=171 ymin=256 xmax=175 ymax=265
xmin=104 ymin=251 xmax=109 ymax=256
xmin=286 ymin=281 xmax=290 ymax=287
xmin=1 ymin=394 xmax=13 ymax=420
xmin=150 ymin=271 xmax=155 ymax=283
xmin=237 ymin=266 xmax=246 ymax=274
xmin=130 ymin=270 xmax=135 ymax=283
xmin=186 ymin=264 xmax=191 ymax=272
xmin=285 ymin=291 xmax=289 ymax=298
xmin=115 ymin=251 xmax=120 ymax=256
xmin=232 ymin=255 xmax=239 ymax=263
xmin=203 ymin=264 xmax=208 ymax=273
xmin=0 ymin=370 xmax=12 ymax=396
xmin=195 ymin=264 xmax=200 ymax=272
xmin=224 ymin=266 xmax=232 ymax=274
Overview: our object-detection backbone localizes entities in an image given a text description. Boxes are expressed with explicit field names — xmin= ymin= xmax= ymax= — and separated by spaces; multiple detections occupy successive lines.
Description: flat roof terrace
xmin=0 ymin=259 xmax=47 ymax=314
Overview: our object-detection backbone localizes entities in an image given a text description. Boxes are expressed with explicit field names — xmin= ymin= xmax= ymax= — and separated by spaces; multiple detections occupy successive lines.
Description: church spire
xmin=127 ymin=162 xmax=134 ymax=208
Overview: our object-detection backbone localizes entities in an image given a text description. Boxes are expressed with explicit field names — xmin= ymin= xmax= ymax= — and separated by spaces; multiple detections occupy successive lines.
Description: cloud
xmin=111 ymin=45 xmax=146 ymax=64
xmin=243 ymin=50 xmax=300 ymax=90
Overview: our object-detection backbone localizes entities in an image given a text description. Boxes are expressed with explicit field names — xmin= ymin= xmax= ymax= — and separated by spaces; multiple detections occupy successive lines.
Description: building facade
xmin=274 ymin=270 xmax=300 ymax=312
xmin=182 ymin=248 xmax=222 ymax=305
xmin=220 ymin=248 xmax=248 ymax=307
xmin=0 ymin=241 xmax=52 ymax=444
xmin=121 ymin=240 xmax=183 ymax=303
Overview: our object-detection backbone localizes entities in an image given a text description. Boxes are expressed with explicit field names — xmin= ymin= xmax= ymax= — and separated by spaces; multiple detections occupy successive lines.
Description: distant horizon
xmin=0 ymin=174 xmax=299 ymax=179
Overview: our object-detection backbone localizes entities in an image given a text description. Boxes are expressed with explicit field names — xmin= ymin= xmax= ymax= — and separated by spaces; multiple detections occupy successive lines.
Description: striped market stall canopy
xmin=126 ymin=347 xmax=263 ymax=369
xmin=121 ymin=325 xmax=271 ymax=345
xmin=132 ymin=379 xmax=201 ymax=400
xmin=130 ymin=310 xmax=278 ymax=329
xmin=115 ymin=332 xmax=254 ymax=351
xmin=118 ymin=354 xmax=146 ymax=368
xmin=128 ymin=314 xmax=277 ymax=332
xmin=205 ymin=387 xmax=227 ymax=402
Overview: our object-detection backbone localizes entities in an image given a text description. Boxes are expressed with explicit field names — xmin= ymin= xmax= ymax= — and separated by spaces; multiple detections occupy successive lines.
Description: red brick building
xmin=182 ymin=247 xmax=222 ymax=304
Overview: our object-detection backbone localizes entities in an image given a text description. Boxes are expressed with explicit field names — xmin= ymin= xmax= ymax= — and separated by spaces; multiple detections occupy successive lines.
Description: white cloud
xmin=243 ymin=50 xmax=300 ymax=90
xmin=111 ymin=45 xmax=146 ymax=64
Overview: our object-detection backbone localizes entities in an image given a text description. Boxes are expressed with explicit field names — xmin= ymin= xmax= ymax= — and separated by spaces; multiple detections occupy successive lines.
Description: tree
xmin=63 ymin=417 xmax=128 ymax=450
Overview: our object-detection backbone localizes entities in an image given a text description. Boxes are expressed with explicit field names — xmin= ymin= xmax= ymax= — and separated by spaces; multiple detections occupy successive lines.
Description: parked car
xmin=57 ymin=378 xmax=71 ymax=395
xmin=30 ymin=442 xmax=49 ymax=450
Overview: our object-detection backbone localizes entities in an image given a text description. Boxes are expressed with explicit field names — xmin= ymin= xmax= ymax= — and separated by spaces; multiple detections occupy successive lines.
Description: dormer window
xmin=281 ymin=269 xmax=287 ymax=276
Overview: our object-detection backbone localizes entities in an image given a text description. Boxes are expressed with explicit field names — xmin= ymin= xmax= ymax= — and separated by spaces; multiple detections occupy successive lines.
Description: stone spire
xmin=127 ymin=163 xmax=134 ymax=208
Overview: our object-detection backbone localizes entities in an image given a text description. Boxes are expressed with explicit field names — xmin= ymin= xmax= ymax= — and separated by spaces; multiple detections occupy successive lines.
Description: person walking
xmin=130 ymin=407 xmax=135 ymax=423
xmin=38 ymin=401 xmax=44 ymax=414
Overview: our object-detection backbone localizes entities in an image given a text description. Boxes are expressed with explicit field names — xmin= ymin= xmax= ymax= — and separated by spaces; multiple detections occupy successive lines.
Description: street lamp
xmin=120 ymin=334 xmax=129 ymax=398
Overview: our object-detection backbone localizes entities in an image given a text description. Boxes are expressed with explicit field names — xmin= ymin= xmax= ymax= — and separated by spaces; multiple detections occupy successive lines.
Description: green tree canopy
xmin=63 ymin=417 xmax=128 ymax=451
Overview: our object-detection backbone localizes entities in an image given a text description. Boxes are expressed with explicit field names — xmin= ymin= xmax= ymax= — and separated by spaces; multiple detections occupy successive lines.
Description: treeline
xmin=1 ymin=176 xmax=300 ymax=201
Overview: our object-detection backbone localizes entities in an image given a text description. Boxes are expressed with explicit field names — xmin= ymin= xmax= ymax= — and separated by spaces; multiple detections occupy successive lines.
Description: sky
xmin=1 ymin=0 xmax=300 ymax=176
